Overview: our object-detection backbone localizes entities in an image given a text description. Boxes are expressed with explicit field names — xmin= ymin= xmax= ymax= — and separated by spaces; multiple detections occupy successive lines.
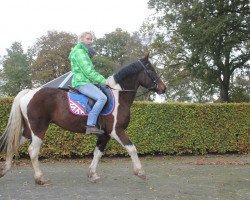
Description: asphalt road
xmin=0 ymin=155 xmax=249 ymax=200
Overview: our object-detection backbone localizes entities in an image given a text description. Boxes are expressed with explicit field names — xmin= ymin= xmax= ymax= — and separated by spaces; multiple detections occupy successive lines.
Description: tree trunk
xmin=219 ymin=74 xmax=230 ymax=102
xmin=219 ymin=84 xmax=229 ymax=102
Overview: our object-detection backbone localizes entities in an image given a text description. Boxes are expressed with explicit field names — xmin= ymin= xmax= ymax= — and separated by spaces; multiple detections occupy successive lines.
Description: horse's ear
xmin=144 ymin=52 xmax=150 ymax=60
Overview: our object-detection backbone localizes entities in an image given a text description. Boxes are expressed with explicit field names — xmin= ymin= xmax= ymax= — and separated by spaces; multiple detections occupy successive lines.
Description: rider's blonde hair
xmin=78 ymin=32 xmax=93 ymax=43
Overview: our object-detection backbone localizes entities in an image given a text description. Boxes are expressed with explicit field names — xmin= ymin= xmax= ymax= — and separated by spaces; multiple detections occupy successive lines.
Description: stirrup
xmin=86 ymin=126 xmax=104 ymax=135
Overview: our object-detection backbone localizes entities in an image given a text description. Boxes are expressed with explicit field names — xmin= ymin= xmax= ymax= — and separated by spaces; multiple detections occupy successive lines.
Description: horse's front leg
xmin=111 ymin=129 xmax=146 ymax=180
xmin=88 ymin=134 xmax=110 ymax=182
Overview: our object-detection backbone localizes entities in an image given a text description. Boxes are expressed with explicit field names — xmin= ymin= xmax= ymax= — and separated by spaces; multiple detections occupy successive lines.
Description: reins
xmin=108 ymin=86 xmax=151 ymax=98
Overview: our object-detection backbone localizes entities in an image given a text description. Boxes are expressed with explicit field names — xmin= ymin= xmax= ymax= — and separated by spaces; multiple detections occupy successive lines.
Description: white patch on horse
xmin=108 ymin=76 xmax=122 ymax=143
xmin=125 ymin=144 xmax=142 ymax=170
xmin=19 ymin=88 xmax=45 ymax=180
xmin=20 ymin=136 xmax=28 ymax=145
xmin=29 ymin=134 xmax=43 ymax=159
xmin=106 ymin=76 xmax=121 ymax=90
xmin=89 ymin=147 xmax=103 ymax=174
xmin=107 ymin=76 xmax=144 ymax=178
xmin=28 ymin=133 xmax=44 ymax=180
xmin=2 ymin=158 xmax=12 ymax=175
xmin=20 ymin=88 xmax=41 ymax=122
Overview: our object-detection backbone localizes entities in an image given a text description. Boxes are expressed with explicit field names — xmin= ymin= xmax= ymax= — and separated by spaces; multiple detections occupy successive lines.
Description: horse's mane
xmin=113 ymin=61 xmax=143 ymax=83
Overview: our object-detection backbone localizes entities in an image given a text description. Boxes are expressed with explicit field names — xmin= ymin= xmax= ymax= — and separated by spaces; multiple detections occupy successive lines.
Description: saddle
xmin=67 ymin=85 xmax=115 ymax=116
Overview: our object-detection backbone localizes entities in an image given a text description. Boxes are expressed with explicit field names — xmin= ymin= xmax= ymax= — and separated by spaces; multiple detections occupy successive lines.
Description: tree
xmin=92 ymin=55 xmax=118 ymax=78
xmin=94 ymin=28 xmax=154 ymax=101
xmin=0 ymin=42 xmax=32 ymax=96
xmin=229 ymin=69 xmax=250 ymax=102
xmin=30 ymin=31 xmax=77 ymax=85
xmin=94 ymin=28 xmax=147 ymax=66
xmin=148 ymin=0 xmax=250 ymax=102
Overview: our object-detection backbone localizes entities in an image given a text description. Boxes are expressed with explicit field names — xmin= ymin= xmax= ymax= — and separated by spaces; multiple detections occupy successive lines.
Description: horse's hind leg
xmin=88 ymin=134 xmax=110 ymax=182
xmin=0 ymin=152 xmax=14 ymax=178
xmin=28 ymin=133 xmax=46 ymax=185
xmin=0 ymin=134 xmax=28 ymax=178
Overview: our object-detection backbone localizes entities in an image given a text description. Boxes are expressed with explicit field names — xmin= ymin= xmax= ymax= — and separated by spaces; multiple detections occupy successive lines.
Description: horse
xmin=0 ymin=53 xmax=166 ymax=185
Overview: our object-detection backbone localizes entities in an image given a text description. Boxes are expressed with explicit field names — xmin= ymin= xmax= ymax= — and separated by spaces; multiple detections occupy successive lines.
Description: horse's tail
xmin=0 ymin=89 xmax=30 ymax=156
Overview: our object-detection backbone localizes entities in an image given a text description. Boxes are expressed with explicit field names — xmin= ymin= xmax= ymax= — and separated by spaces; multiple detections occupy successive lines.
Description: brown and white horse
xmin=0 ymin=54 xmax=166 ymax=184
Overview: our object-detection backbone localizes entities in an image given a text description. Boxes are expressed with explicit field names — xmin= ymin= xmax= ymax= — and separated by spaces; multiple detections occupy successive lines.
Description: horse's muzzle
xmin=156 ymin=82 xmax=166 ymax=94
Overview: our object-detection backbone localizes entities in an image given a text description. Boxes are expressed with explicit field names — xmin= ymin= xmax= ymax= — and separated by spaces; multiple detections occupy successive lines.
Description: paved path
xmin=0 ymin=155 xmax=249 ymax=200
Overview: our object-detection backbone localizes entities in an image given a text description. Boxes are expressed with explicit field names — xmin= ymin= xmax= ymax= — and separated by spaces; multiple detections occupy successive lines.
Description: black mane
xmin=113 ymin=61 xmax=144 ymax=83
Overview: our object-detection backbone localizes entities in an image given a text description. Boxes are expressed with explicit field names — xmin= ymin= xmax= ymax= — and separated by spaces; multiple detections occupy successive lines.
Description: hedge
xmin=0 ymin=97 xmax=249 ymax=158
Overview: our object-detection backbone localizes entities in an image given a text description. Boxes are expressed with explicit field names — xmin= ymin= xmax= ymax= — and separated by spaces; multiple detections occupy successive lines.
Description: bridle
xmin=109 ymin=60 xmax=162 ymax=98
xmin=138 ymin=60 xmax=160 ymax=91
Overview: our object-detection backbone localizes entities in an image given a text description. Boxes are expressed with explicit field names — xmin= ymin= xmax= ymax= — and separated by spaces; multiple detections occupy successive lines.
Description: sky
xmin=0 ymin=0 xmax=153 ymax=56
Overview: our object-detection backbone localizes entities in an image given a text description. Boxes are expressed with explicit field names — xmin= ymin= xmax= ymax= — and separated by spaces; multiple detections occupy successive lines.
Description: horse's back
xmin=28 ymin=87 xmax=66 ymax=109
xmin=19 ymin=88 xmax=43 ymax=112
xmin=20 ymin=87 xmax=66 ymax=120
xmin=20 ymin=87 xmax=63 ymax=106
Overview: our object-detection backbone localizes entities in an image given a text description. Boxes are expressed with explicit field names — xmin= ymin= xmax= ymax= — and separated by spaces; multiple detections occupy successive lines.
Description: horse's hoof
xmin=87 ymin=172 xmax=100 ymax=183
xmin=0 ymin=165 xmax=6 ymax=178
xmin=134 ymin=169 xmax=146 ymax=180
xmin=35 ymin=176 xmax=48 ymax=185
xmin=0 ymin=172 xmax=4 ymax=178
xmin=137 ymin=173 xmax=146 ymax=180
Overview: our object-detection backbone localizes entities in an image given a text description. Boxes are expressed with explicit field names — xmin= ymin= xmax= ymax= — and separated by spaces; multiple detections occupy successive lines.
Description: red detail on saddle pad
xmin=68 ymin=98 xmax=87 ymax=115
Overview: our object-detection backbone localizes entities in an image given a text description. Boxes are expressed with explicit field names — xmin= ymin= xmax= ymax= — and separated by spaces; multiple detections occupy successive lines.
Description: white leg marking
xmin=0 ymin=137 xmax=29 ymax=176
xmin=20 ymin=88 xmax=45 ymax=181
xmin=1 ymin=126 xmax=30 ymax=176
xmin=88 ymin=147 xmax=103 ymax=182
xmin=126 ymin=144 xmax=145 ymax=179
xmin=125 ymin=145 xmax=142 ymax=170
xmin=20 ymin=136 xmax=28 ymax=145
xmin=89 ymin=147 xmax=103 ymax=174
xmin=0 ymin=155 xmax=13 ymax=176
xmin=28 ymin=133 xmax=45 ymax=184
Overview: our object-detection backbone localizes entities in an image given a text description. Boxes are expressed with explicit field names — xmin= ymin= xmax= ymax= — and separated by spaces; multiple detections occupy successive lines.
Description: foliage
xmin=148 ymin=0 xmax=250 ymax=102
xmin=94 ymin=28 xmax=147 ymax=66
xmin=0 ymin=98 xmax=249 ymax=159
xmin=229 ymin=69 xmax=250 ymax=102
xmin=30 ymin=31 xmax=77 ymax=86
xmin=229 ymin=86 xmax=250 ymax=102
xmin=92 ymin=55 xmax=118 ymax=78
xmin=0 ymin=42 xmax=32 ymax=96
xmin=94 ymin=28 xmax=153 ymax=101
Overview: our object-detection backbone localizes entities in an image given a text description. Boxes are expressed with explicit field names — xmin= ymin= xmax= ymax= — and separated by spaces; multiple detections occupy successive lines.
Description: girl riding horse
xmin=0 ymin=54 xmax=166 ymax=184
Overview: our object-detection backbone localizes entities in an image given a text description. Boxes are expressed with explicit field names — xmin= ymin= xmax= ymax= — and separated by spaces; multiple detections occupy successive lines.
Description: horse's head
xmin=138 ymin=53 xmax=166 ymax=94
xmin=111 ymin=54 xmax=166 ymax=94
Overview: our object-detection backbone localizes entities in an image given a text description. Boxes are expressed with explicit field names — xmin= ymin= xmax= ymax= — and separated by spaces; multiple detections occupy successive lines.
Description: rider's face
xmin=82 ymin=34 xmax=93 ymax=46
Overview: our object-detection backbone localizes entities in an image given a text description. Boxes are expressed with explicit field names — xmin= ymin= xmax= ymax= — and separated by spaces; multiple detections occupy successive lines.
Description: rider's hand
xmin=100 ymin=84 xmax=107 ymax=89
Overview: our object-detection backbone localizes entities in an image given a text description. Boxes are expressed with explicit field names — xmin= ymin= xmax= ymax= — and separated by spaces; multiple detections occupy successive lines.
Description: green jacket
xmin=69 ymin=43 xmax=106 ymax=87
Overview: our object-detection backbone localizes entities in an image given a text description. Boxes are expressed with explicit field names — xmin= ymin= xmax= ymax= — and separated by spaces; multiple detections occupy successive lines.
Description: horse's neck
xmin=119 ymin=74 xmax=140 ymax=107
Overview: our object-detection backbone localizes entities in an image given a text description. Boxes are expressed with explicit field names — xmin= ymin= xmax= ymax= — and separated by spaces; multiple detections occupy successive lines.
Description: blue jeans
xmin=76 ymin=84 xmax=107 ymax=126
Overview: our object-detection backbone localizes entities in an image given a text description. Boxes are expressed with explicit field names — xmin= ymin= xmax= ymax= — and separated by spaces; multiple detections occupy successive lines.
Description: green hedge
xmin=0 ymin=97 xmax=249 ymax=158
